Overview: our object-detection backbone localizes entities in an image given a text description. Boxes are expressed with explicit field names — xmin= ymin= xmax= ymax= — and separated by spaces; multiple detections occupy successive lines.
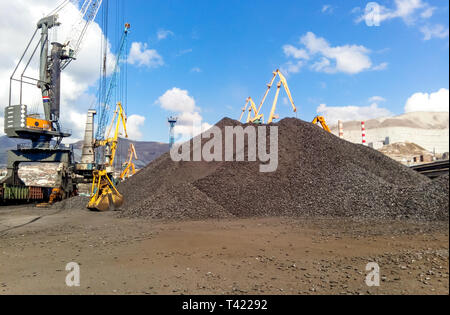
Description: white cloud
xmin=355 ymin=0 xmax=434 ymax=25
xmin=316 ymin=89 xmax=448 ymax=125
xmin=128 ymin=42 xmax=164 ymax=68
xmin=311 ymin=57 xmax=333 ymax=73
xmin=299 ymin=32 xmax=374 ymax=74
xmin=126 ymin=115 xmax=146 ymax=140
xmin=157 ymin=29 xmax=174 ymax=40
xmin=321 ymin=5 xmax=334 ymax=14
xmin=175 ymin=111 xmax=211 ymax=137
xmin=372 ymin=62 xmax=389 ymax=71
xmin=354 ymin=1 xmax=448 ymax=41
xmin=420 ymin=24 xmax=449 ymax=40
xmin=369 ymin=96 xmax=386 ymax=103
xmin=64 ymin=109 xmax=89 ymax=143
xmin=177 ymin=48 xmax=193 ymax=56
xmin=191 ymin=67 xmax=202 ymax=73
xmin=282 ymin=45 xmax=309 ymax=59
xmin=420 ymin=7 xmax=436 ymax=19
xmin=157 ymin=88 xmax=197 ymax=113
xmin=282 ymin=32 xmax=386 ymax=75
xmin=351 ymin=7 xmax=362 ymax=15
xmin=395 ymin=0 xmax=428 ymax=22
xmin=156 ymin=88 xmax=212 ymax=139
xmin=317 ymin=103 xmax=393 ymax=123
xmin=280 ymin=60 xmax=304 ymax=75
xmin=405 ymin=88 xmax=449 ymax=113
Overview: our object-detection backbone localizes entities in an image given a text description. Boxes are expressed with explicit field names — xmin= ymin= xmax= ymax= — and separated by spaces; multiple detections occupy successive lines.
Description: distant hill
xmin=0 ymin=136 xmax=169 ymax=168
xmin=71 ymin=138 xmax=170 ymax=169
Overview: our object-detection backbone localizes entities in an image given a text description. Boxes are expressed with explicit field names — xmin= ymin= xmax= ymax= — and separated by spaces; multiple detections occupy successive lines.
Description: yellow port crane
xmin=247 ymin=69 xmax=297 ymax=124
xmin=239 ymin=97 xmax=264 ymax=124
xmin=120 ymin=143 xmax=138 ymax=180
xmin=88 ymin=102 xmax=127 ymax=211
xmin=312 ymin=115 xmax=331 ymax=133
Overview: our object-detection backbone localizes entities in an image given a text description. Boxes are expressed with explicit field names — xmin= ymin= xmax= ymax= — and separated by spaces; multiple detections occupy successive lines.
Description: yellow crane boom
xmin=239 ymin=97 xmax=264 ymax=124
xmin=88 ymin=102 xmax=127 ymax=211
xmin=312 ymin=115 xmax=331 ymax=133
xmin=239 ymin=97 xmax=252 ymax=122
xmin=120 ymin=143 xmax=138 ymax=180
xmin=267 ymin=70 xmax=296 ymax=124
xmin=96 ymin=102 xmax=128 ymax=168
xmin=247 ymin=69 xmax=297 ymax=124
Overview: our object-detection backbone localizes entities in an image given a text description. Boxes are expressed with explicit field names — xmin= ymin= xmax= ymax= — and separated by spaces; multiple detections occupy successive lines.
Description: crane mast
xmin=79 ymin=23 xmax=130 ymax=170
xmin=5 ymin=0 xmax=103 ymax=147
xmin=80 ymin=23 xmax=131 ymax=212
xmin=95 ymin=23 xmax=130 ymax=142
xmin=1 ymin=0 xmax=103 ymax=197
xmin=245 ymin=69 xmax=297 ymax=125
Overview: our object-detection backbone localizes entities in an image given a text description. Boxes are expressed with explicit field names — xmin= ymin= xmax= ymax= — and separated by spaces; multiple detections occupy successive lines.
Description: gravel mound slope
xmin=117 ymin=118 xmax=448 ymax=221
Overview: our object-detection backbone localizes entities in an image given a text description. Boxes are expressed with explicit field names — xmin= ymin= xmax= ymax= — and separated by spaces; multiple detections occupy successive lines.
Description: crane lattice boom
xmin=95 ymin=23 xmax=130 ymax=141
xmin=61 ymin=0 xmax=103 ymax=70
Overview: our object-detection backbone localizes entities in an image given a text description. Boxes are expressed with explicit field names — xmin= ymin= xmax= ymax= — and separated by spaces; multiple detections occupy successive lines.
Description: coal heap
xmin=117 ymin=118 xmax=448 ymax=221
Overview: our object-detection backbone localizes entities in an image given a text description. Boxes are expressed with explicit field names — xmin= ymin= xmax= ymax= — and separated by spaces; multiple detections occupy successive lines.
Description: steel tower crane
xmin=246 ymin=69 xmax=297 ymax=124
xmin=79 ymin=23 xmax=131 ymax=211
xmin=87 ymin=102 xmax=127 ymax=211
xmin=6 ymin=0 xmax=103 ymax=143
xmin=168 ymin=116 xmax=178 ymax=149
xmin=1 ymin=0 xmax=103 ymax=199
xmin=95 ymin=23 xmax=130 ymax=143
xmin=120 ymin=143 xmax=138 ymax=180
xmin=239 ymin=97 xmax=264 ymax=124
xmin=78 ymin=23 xmax=130 ymax=170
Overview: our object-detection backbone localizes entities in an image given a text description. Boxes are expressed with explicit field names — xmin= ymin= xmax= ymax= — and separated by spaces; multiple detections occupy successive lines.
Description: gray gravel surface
xmin=79 ymin=118 xmax=449 ymax=221
xmin=53 ymin=196 xmax=90 ymax=210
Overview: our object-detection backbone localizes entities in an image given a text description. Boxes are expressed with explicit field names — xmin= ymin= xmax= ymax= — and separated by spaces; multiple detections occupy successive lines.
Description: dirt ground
xmin=0 ymin=205 xmax=448 ymax=295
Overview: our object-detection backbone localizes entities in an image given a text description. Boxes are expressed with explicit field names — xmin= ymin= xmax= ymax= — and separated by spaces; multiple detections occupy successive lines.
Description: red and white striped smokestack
xmin=361 ymin=121 xmax=367 ymax=145
xmin=338 ymin=120 xmax=344 ymax=139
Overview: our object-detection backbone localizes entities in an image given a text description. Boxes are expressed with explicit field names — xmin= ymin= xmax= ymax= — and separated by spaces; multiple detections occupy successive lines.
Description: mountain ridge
xmin=0 ymin=136 xmax=169 ymax=168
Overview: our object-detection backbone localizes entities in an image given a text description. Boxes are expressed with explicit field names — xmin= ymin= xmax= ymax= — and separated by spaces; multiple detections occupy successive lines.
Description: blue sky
xmin=36 ymin=0 xmax=450 ymax=143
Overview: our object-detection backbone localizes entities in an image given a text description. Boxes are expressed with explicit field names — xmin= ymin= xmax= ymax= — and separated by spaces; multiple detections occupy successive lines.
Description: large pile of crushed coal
xmin=117 ymin=118 xmax=448 ymax=221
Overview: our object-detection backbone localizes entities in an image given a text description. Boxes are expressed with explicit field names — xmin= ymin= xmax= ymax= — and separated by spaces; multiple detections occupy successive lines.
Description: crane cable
xmin=46 ymin=0 xmax=71 ymax=16
xmin=95 ymin=0 xmax=109 ymax=164
xmin=95 ymin=0 xmax=128 ymax=166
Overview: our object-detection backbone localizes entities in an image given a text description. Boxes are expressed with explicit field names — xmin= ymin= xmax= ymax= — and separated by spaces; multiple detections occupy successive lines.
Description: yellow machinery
xmin=89 ymin=170 xmax=123 ymax=211
xmin=120 ymin=143 xmax=138 ymax=180
xmin=312 ymin=115 xmax=331 ymax=133
xmin=26 ymin=116 xmax=52 ymax=131
xmin=36 ymin=188 xmax=64 ymax=208
xmin=88 ymin=102 xmax=127 ymax=211
xmin=239 ymin=97 xmax=264 ymax=124
xmin=252 ymin=69 xmax=297 ymax=124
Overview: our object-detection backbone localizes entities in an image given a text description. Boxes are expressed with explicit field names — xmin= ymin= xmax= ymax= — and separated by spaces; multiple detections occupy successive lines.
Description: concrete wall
xmin=333 ymin=127 xmax=449 ymax=153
